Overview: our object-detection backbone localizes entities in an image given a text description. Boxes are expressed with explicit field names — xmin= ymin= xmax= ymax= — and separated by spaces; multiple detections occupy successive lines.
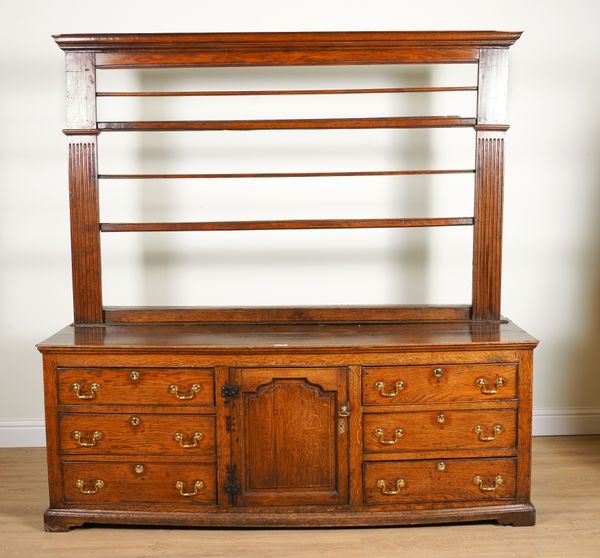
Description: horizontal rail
xmin=100 ymin=217 xmax=474 ymax=233
xmin=96 ymin=86 xmax=477 ymax=97
xmin=103 ymin=305 xmax=473 ymax=324
xmin=99 ymin=169 xmax=476 ymax=180
xmin=95 ymin=49 xmax=481 ymax=69
xmin=96 ymin=116 xmax=476 ymax=132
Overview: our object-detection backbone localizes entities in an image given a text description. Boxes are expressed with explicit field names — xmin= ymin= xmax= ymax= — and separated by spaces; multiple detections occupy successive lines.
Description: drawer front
xmin=363 ymin=409 xmax=516 ymax=453
xmin=364 ymin=458 xmax=516 ymax=504
xmin=62 ymin=461 xmax=216 ymax=505
xmin=362 ymin=363 xmax=516 ymax=406
xmin=60 ymin=413 xmax=215 ymax=456
xmin=58 ymin=368 xmax=215 ymax=406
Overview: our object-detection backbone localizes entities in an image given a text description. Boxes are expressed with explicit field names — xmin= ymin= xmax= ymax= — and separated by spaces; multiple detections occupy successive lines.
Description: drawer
xmin=364 ymin=458 xmax=516 ymax=504
xmin=58 ymin=367 xmax=214 ymax=406
xmin=363 ymin=409 xmax=516 ymax=453
xmin=362 ymin=363 xmax=516 ymax=405
xmin=62 ymin=461 xmax=216 ymax=505
xmin=60 ymin=413 xmax=215 ymax=456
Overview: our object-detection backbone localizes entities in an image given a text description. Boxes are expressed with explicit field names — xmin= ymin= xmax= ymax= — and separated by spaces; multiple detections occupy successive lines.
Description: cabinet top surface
xmin=37 ymin=320 xmax=537 ymax=354
xmin=53 ymin=31 xmax=522 ymax=51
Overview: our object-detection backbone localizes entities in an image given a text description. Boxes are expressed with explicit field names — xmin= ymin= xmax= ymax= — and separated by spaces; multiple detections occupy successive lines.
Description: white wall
xmin=1 ymin=0 xmax=600 ymax=446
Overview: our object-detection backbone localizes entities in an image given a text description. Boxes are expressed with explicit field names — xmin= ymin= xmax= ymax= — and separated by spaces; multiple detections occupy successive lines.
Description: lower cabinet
xmin=42 ymin=351 xmax=535 ymax=530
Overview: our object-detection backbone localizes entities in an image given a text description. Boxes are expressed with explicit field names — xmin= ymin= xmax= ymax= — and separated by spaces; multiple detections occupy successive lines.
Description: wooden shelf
xmin=99 ymin=217 xmax=474 ymax=233
xmin=97 ymin=116 xmax=476 ymax=132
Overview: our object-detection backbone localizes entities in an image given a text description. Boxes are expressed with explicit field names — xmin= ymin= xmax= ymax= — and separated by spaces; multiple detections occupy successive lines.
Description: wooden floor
xmin=1 ymin=436 xmax=599 ymax=558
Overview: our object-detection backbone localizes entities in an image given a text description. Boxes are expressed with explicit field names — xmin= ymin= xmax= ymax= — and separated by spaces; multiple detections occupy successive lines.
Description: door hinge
xmin=221 ymin=384 xmax=240 ymax=401
xmin=224 ymin=464 xmax=241 ymax=505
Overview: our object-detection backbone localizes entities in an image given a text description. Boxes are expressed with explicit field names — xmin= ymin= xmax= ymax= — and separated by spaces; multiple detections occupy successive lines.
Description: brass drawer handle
xmin=473 ymin=475 xmax=504 ymax=492
xmin=175 ymin=480 xmax=204 ymax=497
xmin=377 ymin=479 xmax=405 ymax=495
xmin=169 ymin=384 xmax=201 ymax=400
xmin=75 ymin=479 xmax=104 ymax=495
xmin=475 ymin=377 xmax=505 ymax=395
xmin=374 ymin=380 xmax=405 ymax=398
xmin=72 ymin=430 xmax=102 ymax=447
xmin=174 ymin=432 xmax=203 ymax=448
xmin=474 ymin=424 xmax=503 ymax=442
xmin=374 ymin=427 xmax=404 ymax=445
xmin=71 ymin=382 xmax=100 ymax=400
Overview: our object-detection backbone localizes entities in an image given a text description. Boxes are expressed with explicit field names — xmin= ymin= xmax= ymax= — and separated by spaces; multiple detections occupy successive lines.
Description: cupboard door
xmin=230 ymin=367 xmax=349 ymax=506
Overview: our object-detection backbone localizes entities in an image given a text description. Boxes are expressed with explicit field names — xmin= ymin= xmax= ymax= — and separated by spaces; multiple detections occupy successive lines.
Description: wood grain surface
xmin=57 ymin=367 xmax=215 ymax=406
xmin=363 ymin=457 xmax=517 ymax=504
xmin=362 ymin=363 xmax=517 ymax=405
xmin=61 ymin=461 xmax=216 ymax=505
xmin=59 ymin=413 xmax=216 ymax=456
xmin=362 ymin=409 xmax=516 ymax=453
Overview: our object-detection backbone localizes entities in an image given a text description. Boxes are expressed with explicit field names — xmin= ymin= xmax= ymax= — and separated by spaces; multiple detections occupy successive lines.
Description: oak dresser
xmin=39 ymin=31 xmax=538 ymax=531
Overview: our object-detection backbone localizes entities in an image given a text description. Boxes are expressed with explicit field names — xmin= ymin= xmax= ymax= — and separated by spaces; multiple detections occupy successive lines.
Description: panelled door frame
xmin=228 ymin=366 xmax=349 ymax=507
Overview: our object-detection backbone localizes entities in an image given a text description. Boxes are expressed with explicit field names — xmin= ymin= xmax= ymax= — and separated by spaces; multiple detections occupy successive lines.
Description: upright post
xmin=63 ymin=52 xmax=103 ymax=323
xmin=472 ymin=48 xmax=510 ymax=321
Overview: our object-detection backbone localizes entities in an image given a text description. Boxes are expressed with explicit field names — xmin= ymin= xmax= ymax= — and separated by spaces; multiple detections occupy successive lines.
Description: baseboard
xmin=0 ymin=419 xmax=46 ymax=448
xmin=532 ymin=407 xmax=600 ymax=436
xmin=0 ymin=409 xmax=599 ymax=448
